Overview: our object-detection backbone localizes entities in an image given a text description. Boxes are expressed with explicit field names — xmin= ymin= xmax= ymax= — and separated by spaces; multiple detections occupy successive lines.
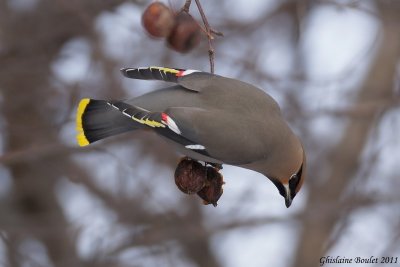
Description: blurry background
xmin=0 ymin=0 xmax=399 ymax=266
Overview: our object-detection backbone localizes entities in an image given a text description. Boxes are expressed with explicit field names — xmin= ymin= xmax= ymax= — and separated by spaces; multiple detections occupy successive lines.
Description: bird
xmin=76 ymin=66 xmax=306 ymax=207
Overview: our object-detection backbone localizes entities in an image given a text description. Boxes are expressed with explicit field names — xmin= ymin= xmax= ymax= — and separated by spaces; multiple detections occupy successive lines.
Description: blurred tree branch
xmin=0 ymin=1 xmax=130 ymax=266
xmin=292 ymin=2 xmax=400 ymax=266
xmin=1 ymin=1 xmax=399 ymax=267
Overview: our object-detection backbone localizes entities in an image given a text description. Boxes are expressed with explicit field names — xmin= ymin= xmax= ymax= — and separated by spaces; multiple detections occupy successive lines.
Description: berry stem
xmin=193 ymin=0 xmax=221 ymax=74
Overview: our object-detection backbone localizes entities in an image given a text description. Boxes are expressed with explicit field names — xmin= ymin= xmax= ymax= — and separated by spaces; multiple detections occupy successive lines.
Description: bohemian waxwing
xmin=76 ymin=67 xmax=306 ymax=207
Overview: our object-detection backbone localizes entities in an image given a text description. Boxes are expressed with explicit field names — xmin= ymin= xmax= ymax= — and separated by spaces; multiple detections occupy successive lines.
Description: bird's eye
xmin=288 ymin=164 xmax=303 ymax=198
xmin=290 ymin=164 xmax=303 ymax=188
xmin=296 ymin=164 xmax=303 ymax=179
xmin=289 ymin=174 xmax=299 ymax=191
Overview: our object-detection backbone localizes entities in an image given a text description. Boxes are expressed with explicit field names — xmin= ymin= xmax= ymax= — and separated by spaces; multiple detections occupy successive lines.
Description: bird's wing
xmin=120 ymin=66 xmax=215 ymax=92
xmin=165 ymin=106 xmax=270 ymax=165
xmin=106 ymin=100 xmax=214 ymax=158
xmin=108 ymin=99 xmax=270 ymax=164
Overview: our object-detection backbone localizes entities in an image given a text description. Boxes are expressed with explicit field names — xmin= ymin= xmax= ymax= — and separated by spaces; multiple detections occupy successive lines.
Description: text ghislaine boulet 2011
xmin=320 ymin=256 xmax=398 ymax=266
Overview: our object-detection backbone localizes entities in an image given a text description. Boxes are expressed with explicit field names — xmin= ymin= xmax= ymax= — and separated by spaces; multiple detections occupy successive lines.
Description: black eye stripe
xmin=297 ymin=164 xmax=303 ymax=180
xmin=289 ymin=164 xmax=303 ymax=192
xmin=271 ymin=163 xmax=304 ymax=200
xmin=271 ymin=179 xmax=286 ymax=197
xmin=289 ymin=176 xmax=298 ymax=185
xmin=289 ymin=176 xmax=298 ymax=191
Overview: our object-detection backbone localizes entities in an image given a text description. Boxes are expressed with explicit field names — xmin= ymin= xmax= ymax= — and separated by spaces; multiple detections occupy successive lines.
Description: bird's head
xmin=270 ymin=146 xmax=306 ymax=208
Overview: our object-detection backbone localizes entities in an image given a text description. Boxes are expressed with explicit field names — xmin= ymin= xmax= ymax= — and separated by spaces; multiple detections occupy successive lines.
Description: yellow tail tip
xmin=77 ymin=133 xmax=90 ymax=146
xmin=76 ymin=98 xmax=91 ymax=147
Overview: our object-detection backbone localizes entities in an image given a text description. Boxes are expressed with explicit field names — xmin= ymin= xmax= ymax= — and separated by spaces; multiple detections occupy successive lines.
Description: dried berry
xmin=174 ymin=158 xmax=207 ymax=194
xmin=167 ymin=12 xmax=201 ymax=53
xmin=197 ymin=166 xmax=224 ymax=207
xmin=142 ymin=2 xmax=175 ymax=38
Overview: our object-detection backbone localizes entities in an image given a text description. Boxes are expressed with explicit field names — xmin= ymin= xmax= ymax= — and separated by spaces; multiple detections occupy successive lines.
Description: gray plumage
xmin=76 ymin=67 xmax=306 ymax=207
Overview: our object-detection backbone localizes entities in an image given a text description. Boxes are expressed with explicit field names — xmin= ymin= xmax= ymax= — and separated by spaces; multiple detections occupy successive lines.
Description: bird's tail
xmin=76 ymin=98 xmax=137 ymax=146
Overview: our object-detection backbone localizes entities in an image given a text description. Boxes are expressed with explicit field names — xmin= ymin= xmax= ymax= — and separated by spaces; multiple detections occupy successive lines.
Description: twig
xmin=193 ymin=0 xmax=214 ymax=73
xmin=185 ymin=0 xmax=222 ymax=74
xmin=180 ymin=0 xmax=192 ymax=12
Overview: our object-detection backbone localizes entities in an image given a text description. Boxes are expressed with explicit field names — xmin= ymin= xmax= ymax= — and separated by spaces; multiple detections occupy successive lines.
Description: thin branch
xmin=194 ymin=0 xmax=213 ymax=73
xmin=180 ymin=0 xmax=192 ymax=12
xmin=180 ymin=0 xmax=222 ymax=73
xmin=191 ymin=0 xmax=222 ymax=74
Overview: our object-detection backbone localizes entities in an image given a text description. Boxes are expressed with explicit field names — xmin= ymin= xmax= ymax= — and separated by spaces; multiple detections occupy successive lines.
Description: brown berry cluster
xmin=142 ymin=2 xmax=201 ymax=53
xmin=174 ymin=158 xmax=224 ymax=206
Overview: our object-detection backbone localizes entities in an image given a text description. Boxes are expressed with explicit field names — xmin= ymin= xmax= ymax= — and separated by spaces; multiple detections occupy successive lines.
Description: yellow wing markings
xmin=149 ymin=66 xmax=180 ymax=75
xmin=131 ymin=116 xmax=166 ymax=128
xmin=107 ymin=100 xmax=167 ymax=129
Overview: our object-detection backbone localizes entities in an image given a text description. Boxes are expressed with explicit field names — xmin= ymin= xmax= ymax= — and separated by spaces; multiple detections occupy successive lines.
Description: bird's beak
xmin=283 ymin=184 xmax=292 ymax=208
xmin=285 ymin=195 xmax=292 ymax=208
